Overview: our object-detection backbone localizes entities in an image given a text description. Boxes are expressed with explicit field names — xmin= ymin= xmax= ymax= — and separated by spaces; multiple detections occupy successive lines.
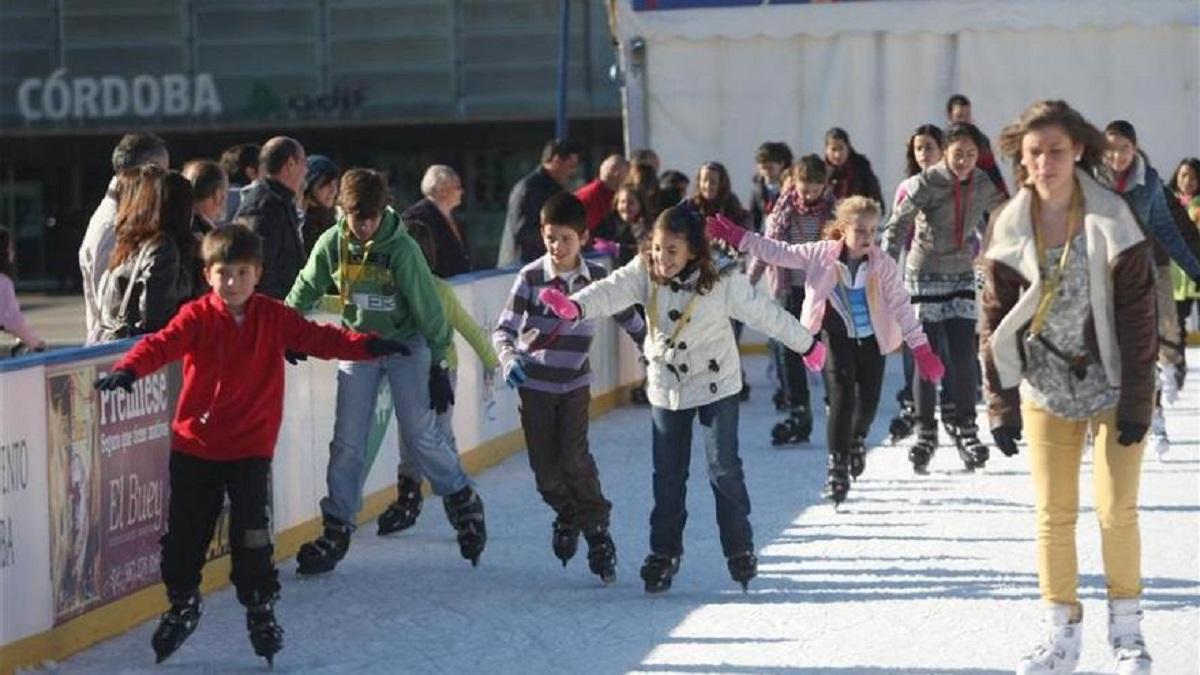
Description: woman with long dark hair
xmin=96 ymin=165 xmax=188 ymax=341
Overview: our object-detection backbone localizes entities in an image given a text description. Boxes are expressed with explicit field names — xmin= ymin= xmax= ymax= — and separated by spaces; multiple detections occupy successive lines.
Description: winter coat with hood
xmin=285 ymin=206 xmax=452 ymax=363
xmin=571 ymin=255 xmax=814 ymax=411
xmin=978 ymin=168 xmax=1158 ymax=431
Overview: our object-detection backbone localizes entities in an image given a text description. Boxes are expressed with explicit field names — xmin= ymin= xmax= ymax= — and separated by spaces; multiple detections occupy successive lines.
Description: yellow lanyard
xmin=338 ymin=226 xmax=374 ymax=308
xmin=647 ymin=282 xmax=701 ymax=346
xmin=1028 ymin=178 xmax=1084 ymax=338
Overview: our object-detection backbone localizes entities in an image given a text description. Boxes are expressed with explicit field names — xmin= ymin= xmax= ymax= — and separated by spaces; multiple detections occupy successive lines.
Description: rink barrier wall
xmin=0 ymin=257 xmax=646 ymax=674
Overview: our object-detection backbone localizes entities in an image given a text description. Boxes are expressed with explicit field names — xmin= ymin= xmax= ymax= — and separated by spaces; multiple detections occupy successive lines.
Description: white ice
xmin=42 ymin=353 xmax=1200 ymax=674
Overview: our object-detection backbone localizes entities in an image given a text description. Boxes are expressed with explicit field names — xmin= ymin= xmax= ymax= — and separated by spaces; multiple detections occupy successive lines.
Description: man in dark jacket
xmin=403 ymin=165 xmax=471 ymax=278
xmin=233 ymin=137 xmax=307 ymax=299
xmin=496 ymin=138 xmax=581 ymax=267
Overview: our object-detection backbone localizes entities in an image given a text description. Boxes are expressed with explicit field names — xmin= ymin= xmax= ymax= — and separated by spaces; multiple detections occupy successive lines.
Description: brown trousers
xmin=518 ymin=386 xmax=611 ymax=530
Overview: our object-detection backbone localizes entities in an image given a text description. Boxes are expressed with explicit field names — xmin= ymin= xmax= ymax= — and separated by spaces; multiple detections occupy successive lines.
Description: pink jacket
xmin=740 ymin=235 xmax=927 ymax=354
xmin=0 ymin=273 xmax=42 ymax=346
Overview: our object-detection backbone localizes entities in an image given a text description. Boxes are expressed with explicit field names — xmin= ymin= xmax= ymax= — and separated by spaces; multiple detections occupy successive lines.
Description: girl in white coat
xmin=539 ymin=203 xmax=821 ymax=593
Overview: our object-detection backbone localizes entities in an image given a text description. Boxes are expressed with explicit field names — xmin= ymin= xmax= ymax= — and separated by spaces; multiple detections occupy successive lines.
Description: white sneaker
xmin=1109 ymin=598 xmax=1153 ymax=674
xmin=1017 ymin=603 xmax=1082 ymax=675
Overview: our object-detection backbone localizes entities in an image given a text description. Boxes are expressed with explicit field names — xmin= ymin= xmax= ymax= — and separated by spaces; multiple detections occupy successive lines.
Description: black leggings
xmin=822 ymin=332 xmax=886 ymax=456
xmin=913 ymin=317 xmax=977 ymax=426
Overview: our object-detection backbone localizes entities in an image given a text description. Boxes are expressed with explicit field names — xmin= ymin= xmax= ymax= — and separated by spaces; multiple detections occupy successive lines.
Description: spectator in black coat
xmin=496 ymin=138 xmax=581 ymax=267
xmin=403 ymin=165 xmax=470 ymax=278
xmin=232 ymin=137 xmax=307 ymax=299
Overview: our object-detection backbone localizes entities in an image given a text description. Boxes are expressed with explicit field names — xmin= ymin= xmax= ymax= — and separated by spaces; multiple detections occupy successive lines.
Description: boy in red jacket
xmin=94 ymin=225 xmax=408 ymax=667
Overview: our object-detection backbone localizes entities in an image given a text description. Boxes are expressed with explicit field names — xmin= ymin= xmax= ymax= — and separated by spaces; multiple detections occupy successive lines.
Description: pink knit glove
xmin=592 ymin=238 xmax=620 ymax=257
xmin=801 ymin=340 xmax=826 ymax=373
xmin=538 ymin=287 xmax=580 ymax=321
xmin=912 ymin=343 xmax=945 ymax=382
xmin=706 ymin=214 xmax=748 ymax=249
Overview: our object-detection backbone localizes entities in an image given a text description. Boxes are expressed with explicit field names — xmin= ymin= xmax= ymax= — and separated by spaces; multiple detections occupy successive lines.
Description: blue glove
xmin=504 ymin=358 xmax=528 ymax=389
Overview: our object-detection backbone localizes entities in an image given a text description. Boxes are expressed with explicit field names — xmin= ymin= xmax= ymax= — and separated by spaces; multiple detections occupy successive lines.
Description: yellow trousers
xmin=1024 ymin=404 xmax=1145 ymax=605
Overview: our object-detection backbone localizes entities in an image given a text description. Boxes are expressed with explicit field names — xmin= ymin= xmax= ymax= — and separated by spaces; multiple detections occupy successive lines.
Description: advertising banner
xmin=0 ymin=365 xmax=53 ymax=644
xmin=45 ymin=357 xmax=179 ymax=625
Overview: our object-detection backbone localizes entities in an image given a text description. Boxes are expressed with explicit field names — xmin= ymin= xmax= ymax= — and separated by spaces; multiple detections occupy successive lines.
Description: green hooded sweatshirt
xmin=286 ymin=207 xmax=452 ymax=362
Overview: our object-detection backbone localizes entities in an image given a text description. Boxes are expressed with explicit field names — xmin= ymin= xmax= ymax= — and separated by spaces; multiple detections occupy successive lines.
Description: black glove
xmin=284 ymin=349 xmax=308 ymax=365
xmin=94 ymin=369 xmax=136 ymax=392
xmin=1116 ymin=421 xmax=1149 ymax=447
xmin=991 ymin=425 xmax=1022 ymax=457
xmin=429 ymin=364 xmax=455 ymax=414
xmin=366 ymin=337 xmax=412 ymax=357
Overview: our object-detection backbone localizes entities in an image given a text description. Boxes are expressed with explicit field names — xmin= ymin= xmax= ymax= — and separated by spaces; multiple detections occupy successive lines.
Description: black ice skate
xmin=909 ymin=424 xmax=938 ymax=475
xmin=640 ymin=553 xmax=680 ymax=593
xmin=848 ymin=434 xmax=867 ymax=480
xmin=954 ymin=420 xmax=989 ymax=471
xmin=726 ymin=551 xmax=757 ymax=592
xmin=552 ymin=515 xmax=580 ymax=567
xmin=888 ymin=398 xmax=916 ymax=443
xmin=939 ymin=401 xmax=959 ymax=442
xmin=444 ymin=486 xmax=486 ymax=566
xmin=771 ymin=406 xmax=813 ymax=446
xmin=151 ymin=589 xmax=202 ymax=664
xmin=295 ymin=518 xmax=351 ymax=576
xmin=822 ymin=451 xmax=851 ymax=507
xmin=377 ymin=475 xmax=423 ymax=536
xmin=246 ymin=599 xmax=283 ymax=668
xmin=772 ymin=387 xmax=789 ymax=412
xmin=584 ymin=526 xmax=618 ymax=585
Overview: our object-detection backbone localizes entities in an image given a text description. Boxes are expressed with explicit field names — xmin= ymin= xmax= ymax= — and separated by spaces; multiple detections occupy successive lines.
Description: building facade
xmin=0 ymin=0 xmax=621 ymax=283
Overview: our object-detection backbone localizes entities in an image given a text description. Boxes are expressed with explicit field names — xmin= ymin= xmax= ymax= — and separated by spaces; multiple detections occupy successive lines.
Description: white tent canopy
xmin=613 ymin=0 xmax=1200 ymax=204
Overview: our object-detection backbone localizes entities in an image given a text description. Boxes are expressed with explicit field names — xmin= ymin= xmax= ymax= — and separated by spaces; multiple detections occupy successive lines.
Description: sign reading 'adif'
xmin=16 ymin=70 xmax=224 ymax=122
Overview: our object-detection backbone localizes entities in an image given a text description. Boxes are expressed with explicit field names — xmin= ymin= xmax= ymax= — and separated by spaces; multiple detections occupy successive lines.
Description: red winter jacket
xmin=575 ymin=179 xmax=616 ymax=233
xmin=113 ymin=292 xmax=372 ymax=461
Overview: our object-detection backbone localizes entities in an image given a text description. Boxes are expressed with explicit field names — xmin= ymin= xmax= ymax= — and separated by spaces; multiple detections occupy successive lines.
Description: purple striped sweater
xmin=493 ymin=255 xmax=645 ymax=394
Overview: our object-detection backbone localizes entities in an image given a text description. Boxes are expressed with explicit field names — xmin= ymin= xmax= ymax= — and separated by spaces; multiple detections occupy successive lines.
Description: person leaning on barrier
xmin=403 ymin=164 xmax=471 ymax=278
xmin=232 ymin=137 xmax=307 ymax=300
xmin=497 ymin=138 xmax=582 ymax=268
xmin=80 ymin=132 xmax=169 ymax=344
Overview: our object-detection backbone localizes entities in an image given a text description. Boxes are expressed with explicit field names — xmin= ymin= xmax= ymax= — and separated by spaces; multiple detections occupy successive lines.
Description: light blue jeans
xmin=397 ymin=372 xmax=457 ymax=483
xmin=320 ymin=337 xmax=471 ymax=527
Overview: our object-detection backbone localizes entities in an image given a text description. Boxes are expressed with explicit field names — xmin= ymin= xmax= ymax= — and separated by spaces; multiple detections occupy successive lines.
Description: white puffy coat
xmin=573 ymin=256 xmax=815 ymax=411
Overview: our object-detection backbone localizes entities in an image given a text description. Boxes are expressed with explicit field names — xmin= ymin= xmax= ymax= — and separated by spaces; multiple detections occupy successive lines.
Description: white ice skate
xmin=1109 ymin=598 xmax=1153 ymax=674
xmin=1148 ymin=407 xmax=1169 ymax=462
xmin=1017 ymin=603 xmax=1082 ymax=675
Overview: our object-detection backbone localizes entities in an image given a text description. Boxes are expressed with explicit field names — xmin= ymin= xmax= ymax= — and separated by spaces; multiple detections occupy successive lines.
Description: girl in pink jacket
xmin=708 ymin=197 xmax=944 ymax=505
xmin=0 ymin=227 xmax=45 ymax=352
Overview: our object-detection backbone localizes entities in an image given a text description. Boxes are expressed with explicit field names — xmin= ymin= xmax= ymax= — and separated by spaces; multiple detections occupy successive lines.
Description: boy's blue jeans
xmin=320 ymin=338 xmax=471 ymax=528
xmin=649 ymin=394 xmax=753 ymax=558
xmin=397 ymin=372 xmax=457 ymax=484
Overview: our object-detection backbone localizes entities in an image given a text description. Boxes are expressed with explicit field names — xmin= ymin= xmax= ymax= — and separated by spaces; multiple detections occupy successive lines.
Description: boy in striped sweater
xmin=748 ymin=154 xmax=835 ymax=445
xmin=494 ymin=192 xmax=645 ymax=584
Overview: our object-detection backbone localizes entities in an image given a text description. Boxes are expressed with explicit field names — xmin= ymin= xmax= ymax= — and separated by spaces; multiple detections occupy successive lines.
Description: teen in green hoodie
xmin=285 ymin=169 xmax=486 ymax=573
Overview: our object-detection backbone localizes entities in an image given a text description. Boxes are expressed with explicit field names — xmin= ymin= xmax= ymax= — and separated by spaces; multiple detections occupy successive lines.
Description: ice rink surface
xmin=46 ymin=352 xmax=1199 ymax=674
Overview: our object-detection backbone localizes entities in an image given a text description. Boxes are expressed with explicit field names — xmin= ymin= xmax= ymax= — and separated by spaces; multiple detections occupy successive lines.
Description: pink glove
xmin=592 ymin=238 xmax=620 ymax=257
xmin=912 ymin=342 xmax=945 ymax=382
xmin=538 ymin=287 xmax=580 ymax=321
xmin=801 ymin=340 xmax=826 ymax=373
xmin=705 ymin=213 xmax=748 ymax=249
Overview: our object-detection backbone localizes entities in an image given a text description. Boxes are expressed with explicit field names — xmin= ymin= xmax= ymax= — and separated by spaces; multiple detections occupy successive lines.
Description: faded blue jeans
xmin=397 ymin=372 xmax=457 ymax=484
xmin=649 ymin=394 xmax=753 ymax=558
xmin=320 ymin=337 xmax=471 ymax=528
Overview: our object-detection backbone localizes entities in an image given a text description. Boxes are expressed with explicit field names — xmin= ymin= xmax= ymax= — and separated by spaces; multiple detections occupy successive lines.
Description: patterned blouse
xmin=1019 ymin=232 xmax=1119 ymax=419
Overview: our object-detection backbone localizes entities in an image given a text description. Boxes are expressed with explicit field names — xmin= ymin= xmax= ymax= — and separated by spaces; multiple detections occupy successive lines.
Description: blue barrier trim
xmin=1 ymin=254 xmax=609 ymax=374
xmin=0 ymin=338 xmax=135 ymax=374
